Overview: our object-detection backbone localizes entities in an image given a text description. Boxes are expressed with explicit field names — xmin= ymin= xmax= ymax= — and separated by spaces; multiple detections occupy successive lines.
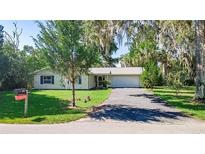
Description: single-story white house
xmin=33 ymin=67 xmax=143 ymax=89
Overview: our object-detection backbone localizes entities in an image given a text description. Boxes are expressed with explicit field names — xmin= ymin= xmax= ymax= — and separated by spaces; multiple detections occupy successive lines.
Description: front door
xmin=98 ymin=76 xmax=104 ymax=87
xmin=95 ymin=76 xmax=105 ymax=88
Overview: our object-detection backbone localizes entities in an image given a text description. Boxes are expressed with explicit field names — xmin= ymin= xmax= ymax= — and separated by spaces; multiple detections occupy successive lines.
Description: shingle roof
xmin=89 ymin=67 xmax=143 ymax=75
xmin=33 ymin=67 xmax=143 ymax=75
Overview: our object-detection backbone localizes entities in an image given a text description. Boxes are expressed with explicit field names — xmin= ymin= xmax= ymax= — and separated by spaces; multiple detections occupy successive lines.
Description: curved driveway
xmin=1 ymin=88 xmax=205 ymax=133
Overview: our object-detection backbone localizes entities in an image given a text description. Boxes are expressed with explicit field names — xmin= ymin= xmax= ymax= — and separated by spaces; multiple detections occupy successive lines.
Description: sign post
xmin=24 ymin=90 xmax=28 ymax=117
xmin=14 ymin=89 xmax=29 ymax=117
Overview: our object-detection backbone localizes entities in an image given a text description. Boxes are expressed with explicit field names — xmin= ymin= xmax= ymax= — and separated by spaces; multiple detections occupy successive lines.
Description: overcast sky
xmin=0 ymin=20 xmax=129 ymax=58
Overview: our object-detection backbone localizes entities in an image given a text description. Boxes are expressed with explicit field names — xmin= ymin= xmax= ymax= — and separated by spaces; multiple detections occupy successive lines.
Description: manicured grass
xmin=0 ymin=89 xmax=111 ymax=124
xmin=152 ymin=86 xmax=205 ymax=120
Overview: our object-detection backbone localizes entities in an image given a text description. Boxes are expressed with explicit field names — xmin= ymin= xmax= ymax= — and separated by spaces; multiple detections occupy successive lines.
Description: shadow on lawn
xmin=0 ymin=92 xmax=84 ymax=119
xmin=89 ymin=104 xmax=186 ymax=123
xmin=153 ymin=90 xmax=195 ymax=95
xmin=131 ymin=93 xmax=205 ymax=112
xmin=154 ymin=86 xmax=195 ymax=91
xmin=157 ymin=94 xmax=205 ymax=111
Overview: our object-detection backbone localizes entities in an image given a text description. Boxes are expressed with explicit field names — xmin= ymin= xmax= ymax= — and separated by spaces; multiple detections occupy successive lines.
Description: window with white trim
xmin=40 ymin=76 xmax=54 ymax=84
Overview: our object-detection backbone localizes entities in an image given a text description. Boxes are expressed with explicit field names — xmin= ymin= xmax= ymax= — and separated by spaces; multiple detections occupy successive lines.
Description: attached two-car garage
xmin=89 ymin=67 xmax=143 ymax=88
xmin=111 ymin=75 xmax=140 ymax=88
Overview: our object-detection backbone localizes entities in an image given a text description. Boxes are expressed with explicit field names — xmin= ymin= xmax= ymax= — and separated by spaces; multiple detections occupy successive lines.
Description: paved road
xmin=1 ymin=88 xmax=205 ymax=133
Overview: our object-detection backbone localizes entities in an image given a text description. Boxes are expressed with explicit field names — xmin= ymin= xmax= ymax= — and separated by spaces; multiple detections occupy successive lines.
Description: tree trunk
xmin=71 ymin=55 xmax=76 ymax=107
xmin=162 ymin=62 xmax=168 ymax=77
xmin=195 ymin=20 xmax=205 ymax=100
xmin=71 ymin=80 xmax=76 ymax=107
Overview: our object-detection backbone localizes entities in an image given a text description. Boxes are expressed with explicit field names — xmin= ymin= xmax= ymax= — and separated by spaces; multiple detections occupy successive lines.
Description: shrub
xmin=141 ymin=61 xmax=161 ymax=89
xmin=183 ymin=79 xmax=195 ymax=86
xmin=100 ymin=80 xmax=111 ymax=88
xmin=167 ymin=71 xmax=184 ymax=95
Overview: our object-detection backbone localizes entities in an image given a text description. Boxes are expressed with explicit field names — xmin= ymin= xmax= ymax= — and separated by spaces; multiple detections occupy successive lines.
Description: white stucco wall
xmin=139 ymin=76 xmax=143 ymax=87
xmin=33 ymin=69 xmax=143 ymax=89
xmin=88 ymin=75 xmax=96 ymax=89
xmin=33 ymin=69 xmax=89 ymax=89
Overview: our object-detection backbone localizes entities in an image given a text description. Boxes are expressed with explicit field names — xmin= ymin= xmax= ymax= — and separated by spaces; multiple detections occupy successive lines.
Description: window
xmin=40 ymin=76 xmax=54 ymax=84
xmin=77 ymin=76 xmax=82 ymax=84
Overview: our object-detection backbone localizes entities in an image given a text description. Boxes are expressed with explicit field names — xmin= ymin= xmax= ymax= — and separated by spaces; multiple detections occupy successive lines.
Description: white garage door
xmin=111 ymin=75 xmax=140 ymax=88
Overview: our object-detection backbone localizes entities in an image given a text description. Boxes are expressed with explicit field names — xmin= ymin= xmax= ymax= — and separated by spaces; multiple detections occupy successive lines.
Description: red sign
xmin=15 ymin=95 xmax=27 ymax=101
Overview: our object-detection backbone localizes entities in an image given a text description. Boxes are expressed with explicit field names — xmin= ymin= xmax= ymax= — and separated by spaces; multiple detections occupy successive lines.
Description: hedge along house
xmin=33 ymin=67 xmax=143 ymax=89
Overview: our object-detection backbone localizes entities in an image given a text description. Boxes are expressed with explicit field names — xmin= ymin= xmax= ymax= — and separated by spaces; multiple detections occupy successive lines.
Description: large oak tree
xmin=195 ymin=20 xmax=205 ymax=100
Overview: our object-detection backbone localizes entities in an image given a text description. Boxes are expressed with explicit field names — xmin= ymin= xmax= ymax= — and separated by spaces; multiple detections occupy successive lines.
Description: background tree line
xmin=121 ymin=20 xmax=205 ymax=100
xmin=0 ymin=23 xmax=48 ymax=90
xmin=0 ymin=20 xmax=205 ymax=101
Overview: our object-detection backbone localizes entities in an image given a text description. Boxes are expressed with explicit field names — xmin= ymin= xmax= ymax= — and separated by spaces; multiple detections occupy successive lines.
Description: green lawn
xmin=0 ymin=89 xmax=111 ymax=124
xmin=152 ymin=86 xmax=205 ymax=120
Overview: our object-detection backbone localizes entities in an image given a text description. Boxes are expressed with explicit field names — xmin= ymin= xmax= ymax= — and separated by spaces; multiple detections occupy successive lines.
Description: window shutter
xmin=78 ymin=76 xmax=82 ymax=84
xmin=40 ymin=76 xmax=43 ymax=84
xmin=52 ymin=76 xmax=54 ymax=84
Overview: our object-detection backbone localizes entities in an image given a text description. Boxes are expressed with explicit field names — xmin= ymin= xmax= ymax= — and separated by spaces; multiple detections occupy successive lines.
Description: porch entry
xmin=95 ymin=75 xmax=109 ymax=88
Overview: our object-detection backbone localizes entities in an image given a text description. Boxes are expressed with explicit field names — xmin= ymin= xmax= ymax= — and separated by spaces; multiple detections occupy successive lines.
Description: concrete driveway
xmin=1 ymin=88 xmax=205 ymax=133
